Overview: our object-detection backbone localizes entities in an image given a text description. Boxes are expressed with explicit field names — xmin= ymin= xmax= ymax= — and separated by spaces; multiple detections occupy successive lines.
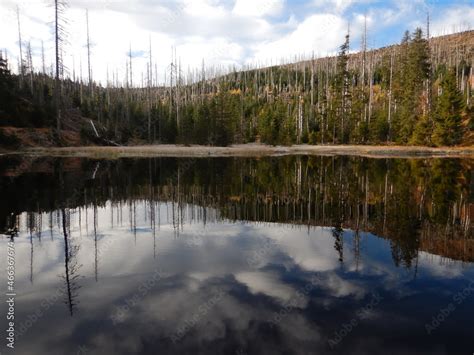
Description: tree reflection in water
xmin=2 ymin=155 xmax=470 ymax=267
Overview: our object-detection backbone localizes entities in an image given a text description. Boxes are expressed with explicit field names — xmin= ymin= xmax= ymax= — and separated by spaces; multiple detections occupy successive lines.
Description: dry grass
xmin=14 ymin=143 xmax=474 ymax=159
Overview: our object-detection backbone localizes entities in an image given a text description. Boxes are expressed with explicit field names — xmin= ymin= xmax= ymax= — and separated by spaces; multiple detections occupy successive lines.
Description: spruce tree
xmin=0 ymin=55 xmax=16 ymax=122
xmin=395 ymin=28 xmax=430 ymax=143
xmin=432 ymin=69 xmax=464 ymax=146
xmin=333 ymin=33 xmax=351 ymax=143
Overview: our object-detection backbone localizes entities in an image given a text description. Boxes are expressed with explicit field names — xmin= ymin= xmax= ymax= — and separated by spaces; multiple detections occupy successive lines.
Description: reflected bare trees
xmin=61 ymin=208 xmax=81 ymax=316
xmin=1 ymin=156 xmax=472 ymax=272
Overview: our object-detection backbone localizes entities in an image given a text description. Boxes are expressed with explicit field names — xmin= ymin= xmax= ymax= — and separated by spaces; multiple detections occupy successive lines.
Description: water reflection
xmin=0 ymin=156 xmax=473 ymax=355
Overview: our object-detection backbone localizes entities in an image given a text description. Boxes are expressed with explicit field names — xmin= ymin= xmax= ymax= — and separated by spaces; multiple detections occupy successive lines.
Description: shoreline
xmin=4 ymin=144 xmax=474 ymax=159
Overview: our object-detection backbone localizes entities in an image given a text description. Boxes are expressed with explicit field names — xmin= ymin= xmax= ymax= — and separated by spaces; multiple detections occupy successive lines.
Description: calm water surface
xmin=0 ymin=156 xmax=473 ymax=355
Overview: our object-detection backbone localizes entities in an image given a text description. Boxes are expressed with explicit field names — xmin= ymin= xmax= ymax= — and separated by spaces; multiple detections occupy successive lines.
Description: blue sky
xmin=1 ymin=0 xmax=472 ymax=85
xmin=272 ymin=0 xmax=473 ymax=48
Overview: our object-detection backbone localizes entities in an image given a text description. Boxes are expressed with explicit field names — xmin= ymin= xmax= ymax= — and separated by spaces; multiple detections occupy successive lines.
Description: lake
xmin=0 ymin=155 xmax=473 ymax=355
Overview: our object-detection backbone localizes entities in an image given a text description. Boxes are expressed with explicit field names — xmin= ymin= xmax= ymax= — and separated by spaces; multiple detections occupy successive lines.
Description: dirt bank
xmin=0 ymin=126 xmax=82 ymax=148
xmin=9 ymin=143 xmax=474 ymax=159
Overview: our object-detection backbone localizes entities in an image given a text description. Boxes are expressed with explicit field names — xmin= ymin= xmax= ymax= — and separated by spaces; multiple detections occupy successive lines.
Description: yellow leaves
xmin=371 ymin=84 xmax=386 ymax=103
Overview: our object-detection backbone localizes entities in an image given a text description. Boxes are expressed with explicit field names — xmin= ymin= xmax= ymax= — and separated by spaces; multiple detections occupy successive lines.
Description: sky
xmin=0 ymin=0 xmax=473 ymax=87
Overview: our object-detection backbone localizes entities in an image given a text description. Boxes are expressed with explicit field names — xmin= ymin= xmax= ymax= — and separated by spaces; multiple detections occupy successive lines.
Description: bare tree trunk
xmin=368 ymin=53 xmax=373 ymax=123
xmin=176 ymin=50 xmax=180 ymax=134
xmin=27 ymin=41 xmax=33 ymax=93
xmin=297 ymin=95 xmax=303 ymax=143
xmin=86 ymin=9 xmax=92 ymax=98
xmin=310 ymin=53 xmax=314 ymax=132
xmin=55 ymin=0 xmax=61 ymax=135
xmin=79 ymin=58 xmax=83 ymax=105
xmin=426 ymin=11 xmax=432 ymax=125
xmin=388 ymin=51 xmax=393 ymax=141
xmin=129 ymin=43 xmax=133 ymax=88
xmin=361 ymin=15 xmax=367 ymax=84
xmin=17 ymin=6 xmax=23 ymax=87
xmin=41 ymin=40 xmax=46 ymax=75
xmin=148 ymin=36 xmax=152 ymax=142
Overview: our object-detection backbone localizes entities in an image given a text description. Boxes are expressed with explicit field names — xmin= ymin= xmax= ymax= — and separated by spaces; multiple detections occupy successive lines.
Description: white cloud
xmin=235 ymin=271 xmax=308 ymax=306
xmin=0 ymin=0 xmax=277 ymax=85
xmin=233 ymin=0 xmax=285 ymax=17
xmin=251 ymin=14 xmax=347 ymax=63
xmin=0 ymin=0 xmax=472 ymax=86
xmin=431 ymin=5 xmax=474 ymax=36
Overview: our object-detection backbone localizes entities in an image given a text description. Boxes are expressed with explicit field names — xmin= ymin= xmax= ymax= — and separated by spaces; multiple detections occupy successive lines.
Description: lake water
xmin=0 ymin=155 xmax=473 ymax=355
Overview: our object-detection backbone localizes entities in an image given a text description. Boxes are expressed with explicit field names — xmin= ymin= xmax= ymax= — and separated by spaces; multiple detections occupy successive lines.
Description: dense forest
xmin=0 ymin=7 xmax=473 ymax=147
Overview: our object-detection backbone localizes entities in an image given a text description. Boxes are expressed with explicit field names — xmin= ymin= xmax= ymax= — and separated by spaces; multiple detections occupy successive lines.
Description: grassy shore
xmin=9 ymin=143 xmax=474 ymax=159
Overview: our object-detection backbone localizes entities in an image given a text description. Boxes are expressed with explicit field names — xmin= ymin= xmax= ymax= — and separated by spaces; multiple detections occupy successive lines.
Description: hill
xmin=0 ymin=29 xmax=473 ymax=149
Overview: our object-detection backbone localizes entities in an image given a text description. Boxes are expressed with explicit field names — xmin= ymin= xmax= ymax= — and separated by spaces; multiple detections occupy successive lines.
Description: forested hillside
xmin=0 ymin=29 xmax=473 ymax=148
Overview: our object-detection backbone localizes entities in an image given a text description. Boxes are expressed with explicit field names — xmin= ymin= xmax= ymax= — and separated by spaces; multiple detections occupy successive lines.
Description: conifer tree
xmin=333 ymin=33 xmax=351 ymax=143
xmin=0 ymin=55 xmax=15 ymax=119
xmin=396 ymin=28 xmax=431 ymax=143
xmin=432 ymin=69 xmax=464 ymax=146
